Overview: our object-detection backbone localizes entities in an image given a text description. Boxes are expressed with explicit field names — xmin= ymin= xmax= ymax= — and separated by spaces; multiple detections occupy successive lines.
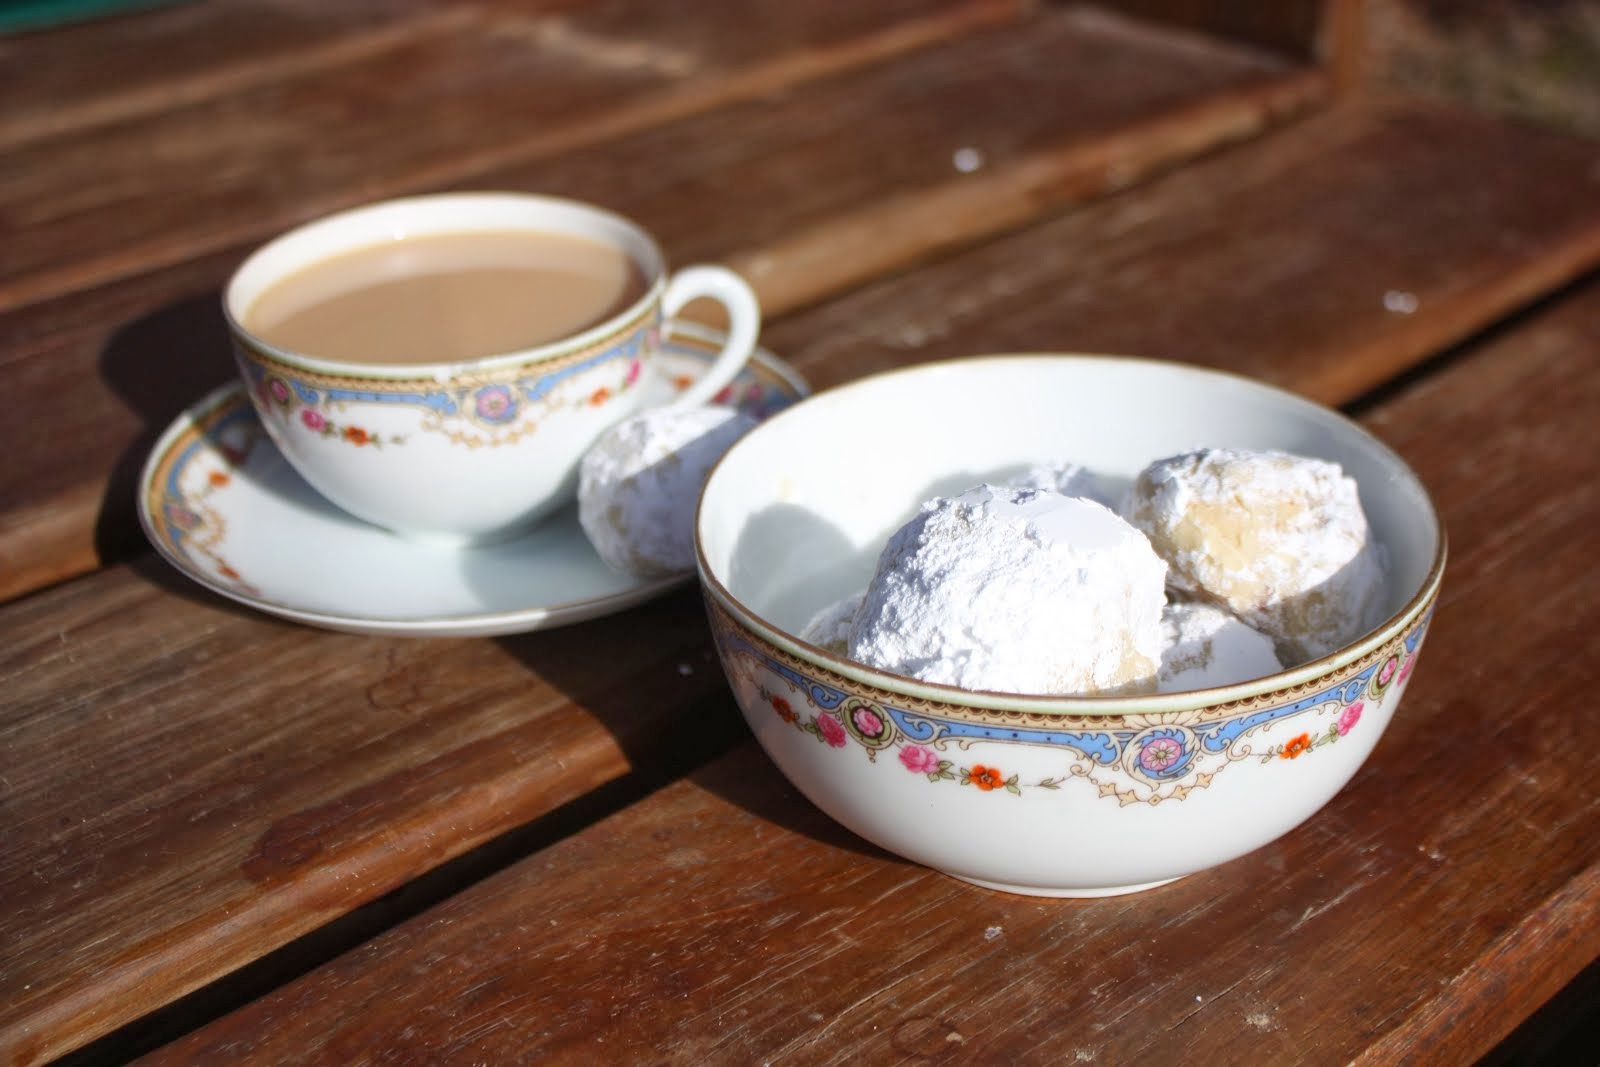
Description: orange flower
xmin=1281 ymin=733 xmax=1313 ymax=760
xmin=770 ymin=694 xmax=796 ymax=722
xmin=673 ymin=374 xmax=695 ymax=391
xmin=219 ymin=565 xmax=240 ymax=579
xmin=208 ymin=470 xmax=231 ymax=488
xmin=589 ymin=386 xmax=612 ymax=406
xmin=343 ymin=426 xmax=371 ymax=446
xmin=969 ymin=764 xmax=1004 ymax=791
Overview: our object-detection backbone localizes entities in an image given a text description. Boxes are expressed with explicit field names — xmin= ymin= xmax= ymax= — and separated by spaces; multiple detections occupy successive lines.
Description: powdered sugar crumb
xmin=1010 ymin=460 xmax=1105 ymax=505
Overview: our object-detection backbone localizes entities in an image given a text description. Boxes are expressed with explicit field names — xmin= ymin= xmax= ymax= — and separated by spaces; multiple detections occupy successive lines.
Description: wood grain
xmin=0 ymin=0 xmax=1019 ymax=313
xmin=6 ymin=95 xmax=1599 ymax=1062
xmin=0 ymin=7 xmax=1320 ymax=603
xmin=0 ymin=0 xmax=464 ymax=146
xmin=1093 ymin=0 xmax=1344 ymax=61
xmin=148 ymin=277 xmax=1600 ymax=1063
xmin=0 ymin=576 xmax=745 ymax=1065
xmin=765 ymin=100 xmax=1600 ymax=407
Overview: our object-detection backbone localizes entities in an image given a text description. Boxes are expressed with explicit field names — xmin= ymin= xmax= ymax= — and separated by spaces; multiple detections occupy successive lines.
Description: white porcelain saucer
xmin=138 ymin=324 xmax=809 ymax=636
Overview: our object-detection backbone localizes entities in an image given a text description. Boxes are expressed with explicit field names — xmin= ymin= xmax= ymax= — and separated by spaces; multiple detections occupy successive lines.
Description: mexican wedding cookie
xmin=578 ymin=406 xmax=758 ymax=578
xmin=1158 ymin=601 xmax=1283 ymax=692
xmin=1125 ymin=448 xmax=1386 ymax=661
xmin=849 ymin=485 xmax=1166 ymax=695
xmin=799 ymin=592 xmax=864 ymax=656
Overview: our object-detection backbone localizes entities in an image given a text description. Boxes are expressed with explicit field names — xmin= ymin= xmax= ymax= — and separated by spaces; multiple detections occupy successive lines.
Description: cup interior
xmin=225 ymin=193 xmax=667 ymax=372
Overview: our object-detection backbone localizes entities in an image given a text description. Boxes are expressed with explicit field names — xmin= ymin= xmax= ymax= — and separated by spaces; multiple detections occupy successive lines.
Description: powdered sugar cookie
xmin=850 ymin=485 xmax=1166 ymax=695
xmin=1125 ymin=448 xmax=1386 ymax=661
xmin=1009 ymin=460 xmax=1102 ymax=503
xmin=578 ymin=406 xmax=758 ymax=578
xmin=799 ymin=593 xmax=863 ymax=655
xmin=1158 ymin=600 xmax=1282 ymax=692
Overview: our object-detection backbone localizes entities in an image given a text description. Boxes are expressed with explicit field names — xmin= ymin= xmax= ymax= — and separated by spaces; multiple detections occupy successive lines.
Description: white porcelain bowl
xmin=696 ymin=355 xmax=1445 ymax=897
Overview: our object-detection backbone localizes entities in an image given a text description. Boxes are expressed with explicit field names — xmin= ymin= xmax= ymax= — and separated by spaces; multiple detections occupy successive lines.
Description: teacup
xmin=224 ymin=192 xmax=760 ymax=543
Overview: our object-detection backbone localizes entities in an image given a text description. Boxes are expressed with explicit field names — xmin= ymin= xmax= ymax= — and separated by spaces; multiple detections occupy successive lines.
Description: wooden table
xmin=3 ymin=2 xmax=1596 ymax=1063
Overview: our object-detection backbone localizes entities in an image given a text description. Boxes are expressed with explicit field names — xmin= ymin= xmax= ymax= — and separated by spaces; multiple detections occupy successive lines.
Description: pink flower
xmin=899 ymin=745 xmax=939 ymax=774
xmin=850 ymin=706 xmax=884 ymax=738
xmin=1398 ymin=653 xmax=1417 ymax=684
xmin=267 ymin=378 xmax=291 ymax=405
xmin=1378 ymin=657 xmax=1398 ymax=686
xmin=1338 ymin=701 xmax=1364 ymax=736
xmin=624 ymin=359 xmax=642 ymax=386
xmin=473 ymin=384 xmax=516 ymax=423
xmin=166 ymin=504 xmax=201 ymax=531
xmin=301 ymin=408 xmax=327 ymax=431
xmin=815 ymin=713 xmax=846 ymax=748
xmin=1139 ymin=737 xmax=1183 ymax=773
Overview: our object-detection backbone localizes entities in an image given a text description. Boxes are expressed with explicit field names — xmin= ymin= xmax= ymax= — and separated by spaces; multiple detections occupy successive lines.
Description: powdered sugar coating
xmin=579 ymin=406 xmax=758 ymax=577
xmin=850 ymin=485 xmax=1167 ymax=695
xmin=1125 ymin=448 xmax=1386 ymax=661
xmin=1158 ymin=601 xmax=1283 ymax=692
xmin=1010 ymin=460 xmax=1102 ymax=503
xmin=799 ymin=592 xmax=864 ymax=655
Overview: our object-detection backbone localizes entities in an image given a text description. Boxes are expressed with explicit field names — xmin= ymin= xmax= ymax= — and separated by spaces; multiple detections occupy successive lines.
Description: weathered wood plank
xmin=0 ymin=0 xmax=1018 ymax=313
xmin=1100 ymin=0 xmax=1353 ymax=63
xmin=148 ymin=275 xmax=1600 ymax=1063
xmin=6 ymin=96 xmax=1599 ymax=1063
xmin=766 ymin=100 xmax=1600 ymax=408
xmin=0 ymin=35 xmax=1313 ymax=1050
xmin=0 ymin=575 xmax=744 ymax=1066
xmin=0 ymin=7 xmax=1321 ymax=601
xmin=0 ymin=0 xmax=461 ymax=146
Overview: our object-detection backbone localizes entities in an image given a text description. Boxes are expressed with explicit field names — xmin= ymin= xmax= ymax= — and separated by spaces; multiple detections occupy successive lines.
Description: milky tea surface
xmin=246 ymin=229 xmax=647 ymax=365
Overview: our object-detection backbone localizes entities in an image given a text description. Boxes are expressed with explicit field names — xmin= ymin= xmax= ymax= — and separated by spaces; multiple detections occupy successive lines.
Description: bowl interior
xmin=699 ymin=356 xmax=1439 ymax=658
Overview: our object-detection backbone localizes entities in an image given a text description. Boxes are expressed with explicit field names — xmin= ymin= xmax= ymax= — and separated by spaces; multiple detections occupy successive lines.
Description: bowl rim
xmin=695 ymin=352 xmax=1447 ymax=716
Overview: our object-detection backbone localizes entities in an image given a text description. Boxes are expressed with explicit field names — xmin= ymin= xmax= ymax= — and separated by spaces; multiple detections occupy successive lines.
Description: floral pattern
xmin=1280 ymin=733 xmax=1314 ymax=760
xmin=147 ymin=397 xmax=262 ymax=595
xmin=720 ymin=605 xmax=1432 ymax=807
xmin=473 ymin=384 xmax=518 ymax=424
xmin=1136 ymin=728 xmax=1189 ymax=777
xmin=768 ymin=691 xmax=796 ymax=723
xmin=811 ymin=712 xmax=847 ymax=749
xmin=250 ymin=372 xmax=405 ymax=448
xmin=301 ymin=404 xmax=399 ymax=447
xmin=236 ymin=326 xmax=794 ymax=450
xmin=236 ymin=317 xmax=653 ymax=450
xmin=1337 ymin=701 xmax=1364 ymax=736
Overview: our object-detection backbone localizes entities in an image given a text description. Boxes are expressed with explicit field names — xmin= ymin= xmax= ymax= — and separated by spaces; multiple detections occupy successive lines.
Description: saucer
xmin=138 ymin=324 xmax=809 ymax=636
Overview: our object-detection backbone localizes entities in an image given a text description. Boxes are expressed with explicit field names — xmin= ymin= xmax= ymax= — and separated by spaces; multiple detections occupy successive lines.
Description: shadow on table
xmin=96 ymin=288 xmax=235 ymax=565
xmin=489 ymin=586 xmax=895 ymax=865
xmin=483 ymin=497 xmax=897 ymax=865
xmin=124 ymin=550 xmax=299 ymax=625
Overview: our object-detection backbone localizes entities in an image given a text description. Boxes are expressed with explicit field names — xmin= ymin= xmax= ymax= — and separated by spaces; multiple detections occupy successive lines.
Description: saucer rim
xmin=136 ymin=324 xmax=808 ymax=637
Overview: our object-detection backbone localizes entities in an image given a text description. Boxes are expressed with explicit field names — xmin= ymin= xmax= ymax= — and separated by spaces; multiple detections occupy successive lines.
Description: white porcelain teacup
xmin=224 ymin=192 xmax=760 ymax=544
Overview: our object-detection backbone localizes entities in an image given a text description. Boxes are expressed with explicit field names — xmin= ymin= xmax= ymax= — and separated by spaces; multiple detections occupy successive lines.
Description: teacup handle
xmin=660 ymin=265 xmax=761 ymax=408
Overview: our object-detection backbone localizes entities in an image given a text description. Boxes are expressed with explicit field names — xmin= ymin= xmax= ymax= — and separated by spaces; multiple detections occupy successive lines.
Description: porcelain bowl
xmin=695 ymin=355 xmax=1445 ymax=897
